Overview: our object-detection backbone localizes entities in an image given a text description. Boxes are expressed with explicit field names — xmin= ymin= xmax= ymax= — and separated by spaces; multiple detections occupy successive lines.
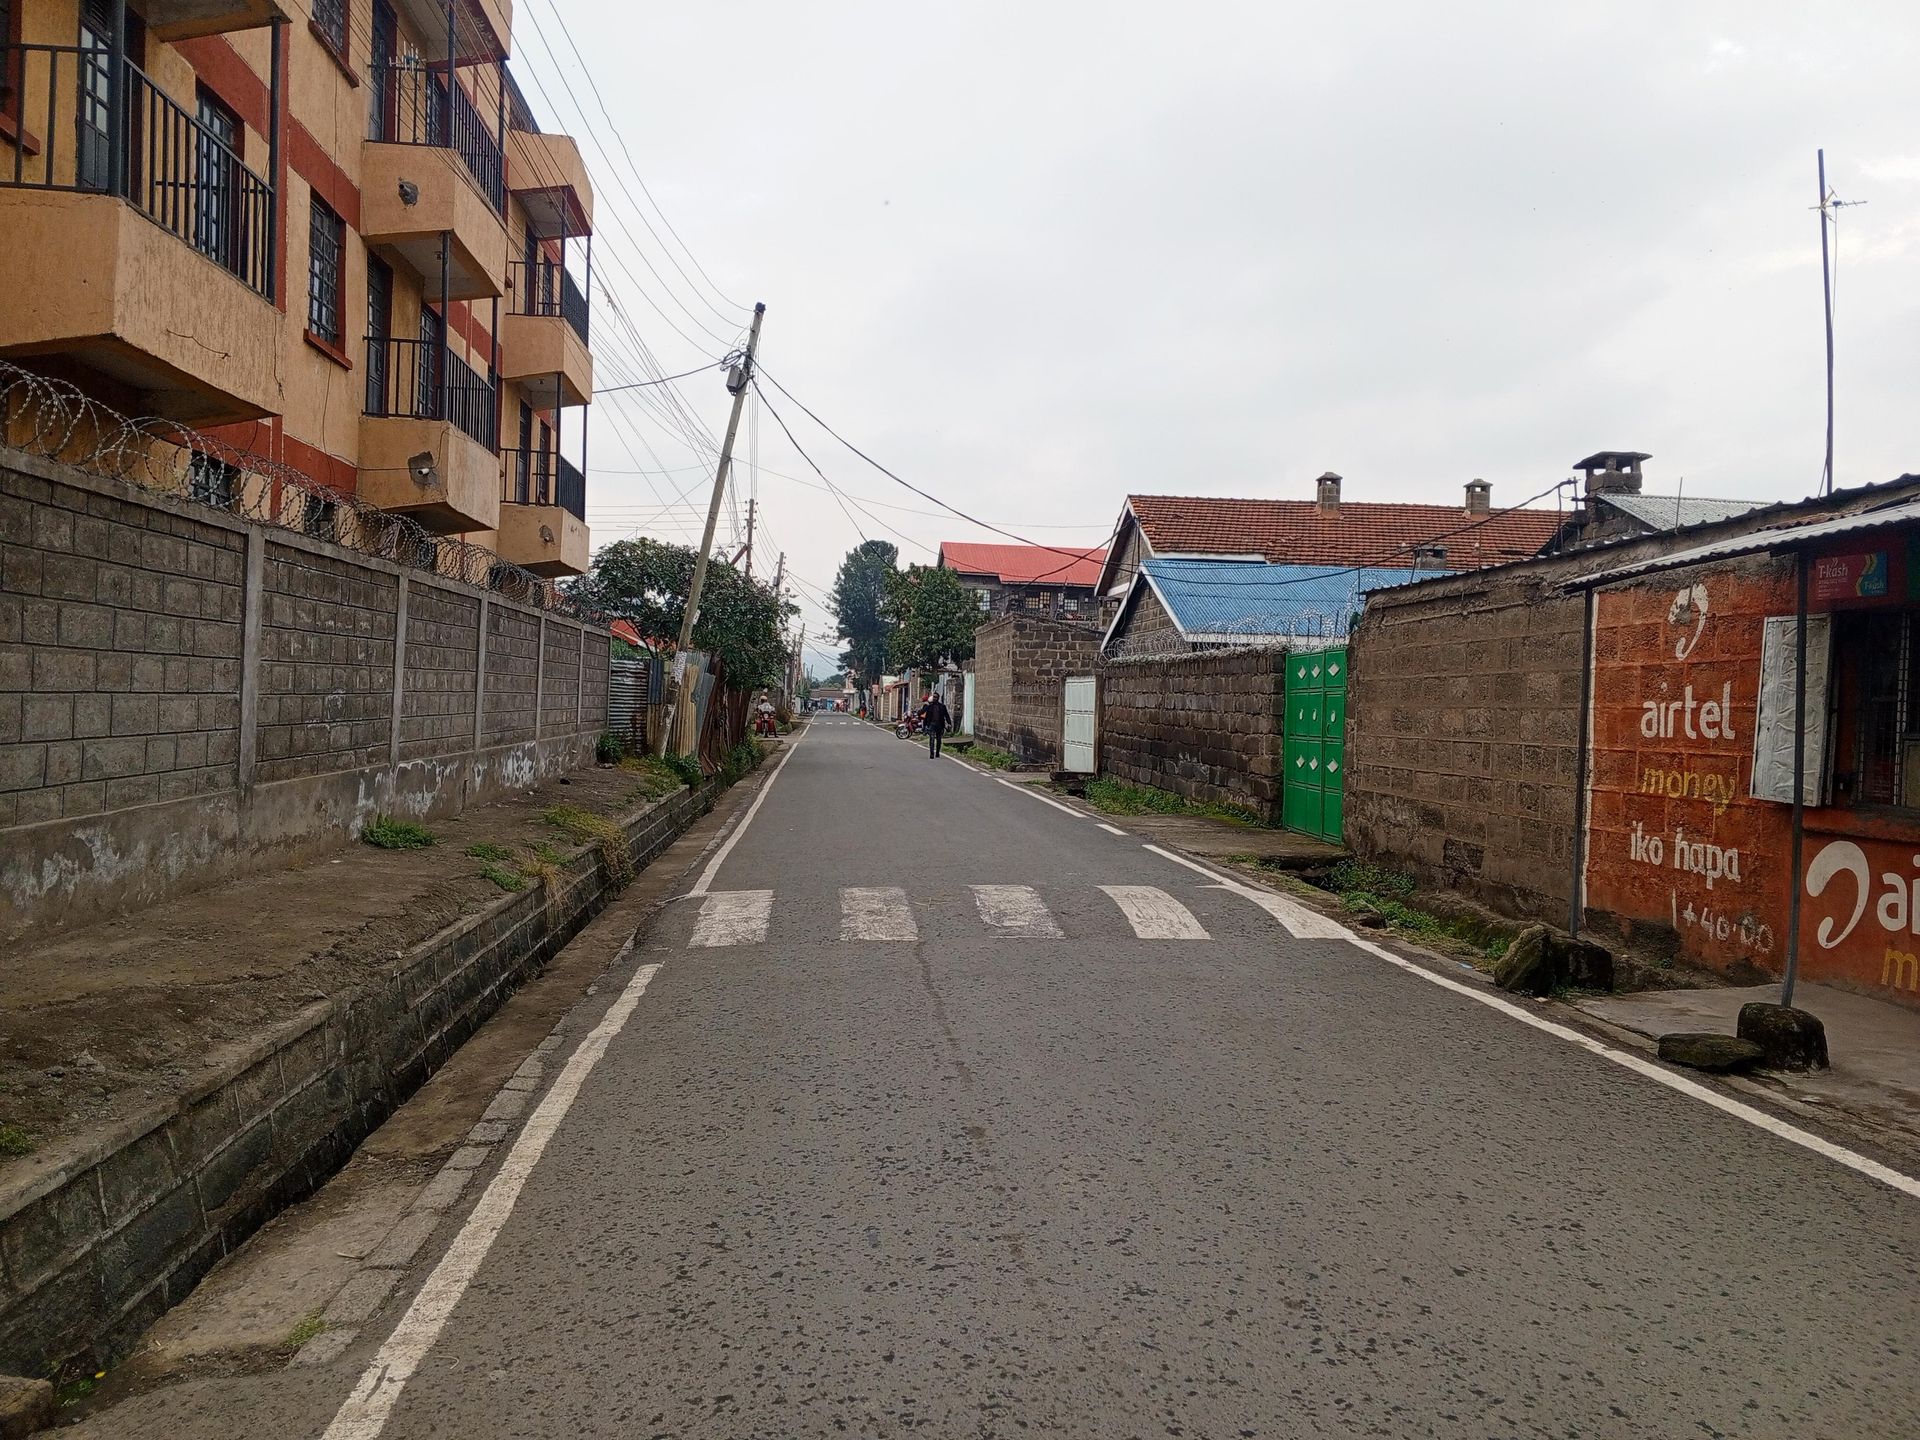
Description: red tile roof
xmin=938 ymin=541 xmax=1108 ymax=587
xmin=1124 ymin=494 xmax=1563 ymax=570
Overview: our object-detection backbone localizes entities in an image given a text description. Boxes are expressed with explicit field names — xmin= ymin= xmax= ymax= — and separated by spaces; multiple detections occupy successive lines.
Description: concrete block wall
xmin=0 ymin=449 xmax=611 ymax=943
xmin=1096 ymin=649 xmax=1288 ymax=818
xmin=970 ymin=615 xmax=1103 ymax=765
xmin=0 ymin=477 xmax=248 ymax=827
xmin=1345 ymin=569 xmax=1586 ymax=920
xmin=256 ymin=545 xmax=399 ymax=783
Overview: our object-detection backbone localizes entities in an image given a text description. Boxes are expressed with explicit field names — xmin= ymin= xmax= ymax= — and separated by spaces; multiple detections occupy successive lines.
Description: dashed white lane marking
xmin=1143 ymin=844 xmax=1349 ymax=939
xmin=1101 ymin=885 xmax=1209 ymax=940
xmin=690 ymin=890 xmax=774 ymax=946
xmin=995 ymin=777 xmax=1085 ymax=817
xmin=1097 ymin=823 xmax=1129 ymax=836
xmin=1138 ymin=843 xmax=1920 ymax=1203
xmin=841 ymin=886 xmax=918 ymax=941
xmin=970 ymin=884 xmax=1064 ymax=937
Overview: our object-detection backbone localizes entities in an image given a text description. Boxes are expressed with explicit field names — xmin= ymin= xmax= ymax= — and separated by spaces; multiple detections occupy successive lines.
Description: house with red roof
xmin=1092 ymin=474 xmax=1566 ymax=603
xmin=938 ymin=541 xmax=1110 ymax=623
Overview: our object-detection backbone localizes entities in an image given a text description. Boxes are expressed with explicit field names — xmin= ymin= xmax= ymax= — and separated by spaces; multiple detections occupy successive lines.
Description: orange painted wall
xmin=1584 ymin=551 xmax=1920 ymax=1008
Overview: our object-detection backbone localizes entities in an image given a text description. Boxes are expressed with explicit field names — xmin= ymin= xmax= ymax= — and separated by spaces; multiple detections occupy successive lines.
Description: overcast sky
xmin=515 ymin=1 xmax=1920 ymax=673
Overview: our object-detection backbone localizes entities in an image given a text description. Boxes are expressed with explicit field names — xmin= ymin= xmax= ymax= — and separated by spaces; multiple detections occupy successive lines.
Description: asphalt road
xmin=74 ymin=718 xmax=1920 ymax=1438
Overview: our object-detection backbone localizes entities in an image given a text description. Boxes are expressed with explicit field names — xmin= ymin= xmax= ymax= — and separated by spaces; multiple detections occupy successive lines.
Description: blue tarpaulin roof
xmin=1126 ymin=558 xmax=1441 ymax=643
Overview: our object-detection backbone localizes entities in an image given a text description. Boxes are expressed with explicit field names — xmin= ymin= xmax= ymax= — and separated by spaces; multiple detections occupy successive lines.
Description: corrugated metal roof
xmin=1139 ymin=558 xmax=1439 ymax=640
xmin=1600 ymin=493 xmax=1767 ymax=531
xmin=1572 ymin=495 xmax=1920 ymax=588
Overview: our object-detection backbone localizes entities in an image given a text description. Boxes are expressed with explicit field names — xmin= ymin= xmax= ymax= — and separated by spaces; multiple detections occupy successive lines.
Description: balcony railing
xmin=365 ymin=335 xmax=499 ymax=450
xmin=506 ymin=259 xmax=589 ymax=343
xmin=501 ymin=449 xmax=585 ymax=520
xmin=0 ymin=43 xmax=275 ymax=296
xmin=368 ymin=58 xmax=504 ymax=213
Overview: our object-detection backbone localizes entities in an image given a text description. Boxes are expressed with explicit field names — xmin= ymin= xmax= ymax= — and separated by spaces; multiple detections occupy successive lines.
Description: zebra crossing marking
xmin=841 ymin=886 xmax=918 ymax=941
xmin=690 ymin=890 xmax=773 ymax=947
xmin=1100 ymin=885 xmax=1210 ymax=940
xmin=969 ymin=884 xmax=1063 ymax=937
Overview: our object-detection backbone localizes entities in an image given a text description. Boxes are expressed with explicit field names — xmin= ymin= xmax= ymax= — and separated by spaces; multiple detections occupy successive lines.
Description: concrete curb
xmin=0 ymin=777 xmax=719 ymax=1381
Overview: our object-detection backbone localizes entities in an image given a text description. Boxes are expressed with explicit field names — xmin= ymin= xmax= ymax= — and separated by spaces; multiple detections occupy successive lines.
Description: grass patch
xmin=478 ymin=863 xmax=527 ymax=893
xmin=530 ymin=840 xmax=565 ymax=864
xmin=619 ymin=754 xmax=691 ymax=801
xmin=543 ymin=805 xmax=632 ymax=885
xmin=966 ymin=744 xmax=1018 ymax=770
xmin=1082 ymin=778 xmax=1262 ymax=826
xmin=1326 ymin=859 xmax=1416 ymax=900
xmin=463 ymin=842 xmax=513 ymax=862
xmin=362 ymin=815 xmax=435 ymax=850
xmin=0 ymin=1123 xmax=34 ymax=1158
xmin=720 ymin=738 xmax=765 ymax=787
xmin=285 ymin=1314 xmax=329 ymax=1351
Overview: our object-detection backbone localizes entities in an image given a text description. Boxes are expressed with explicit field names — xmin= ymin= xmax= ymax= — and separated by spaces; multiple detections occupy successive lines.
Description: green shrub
xmin=720 ymin=738 xmax=765 ymax=787
xmin=595 ymin=731 xmax=626 ymax=764
xmin=463 ymin=842 xmax=513 ymax=862
xmin=0 ymin=1124 xmax=33 ymax=1158
xmin=479 ymin=863 xmax=527 ymax=892
xmin=661 ymin=752 xmax=704 ymax=787
xmin=363 ymin=815 xmax=435 ymax=849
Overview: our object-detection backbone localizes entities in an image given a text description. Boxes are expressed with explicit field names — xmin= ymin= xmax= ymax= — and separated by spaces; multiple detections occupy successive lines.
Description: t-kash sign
xmin=1583 ymin=562 xmax=1918 ymax=1006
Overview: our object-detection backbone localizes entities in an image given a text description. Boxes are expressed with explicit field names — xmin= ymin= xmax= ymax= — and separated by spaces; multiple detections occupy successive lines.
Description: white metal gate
xmin=962 ymin=671 xmax=977 ymax=736
xmin=1062 ymin=675 xmax=1097 ymax=773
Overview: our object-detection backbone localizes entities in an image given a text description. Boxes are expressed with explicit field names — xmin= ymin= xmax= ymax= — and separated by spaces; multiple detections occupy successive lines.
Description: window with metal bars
xmin=1835 ymin=608 xmax=1919 ymax=809
xmin=312 ymin=0 xmax=349 ymax=58
xmin=186 ymin=453 xmax=238 ymax=509
xmin=307 ymin=197 xmax=345 ymax=346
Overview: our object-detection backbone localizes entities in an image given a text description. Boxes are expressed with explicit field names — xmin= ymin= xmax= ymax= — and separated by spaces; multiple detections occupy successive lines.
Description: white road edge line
xmin=323 ymin=727 xmax=813 ymax=1438
xmin=995 ymin=776 xmax=1086 ymax=817
xmin=690 ymin=725 xmax=808 ymax=896
xmin=321 ymin=963 xmax=664 ymax=1440
xmin=1140 ymin=843 xmax=1920 ymax=1201
xmin=1097 ymin=823 xmax=1129 ymax=836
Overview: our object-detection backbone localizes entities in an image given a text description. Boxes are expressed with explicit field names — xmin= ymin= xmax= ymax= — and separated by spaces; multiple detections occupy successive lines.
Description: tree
xmin=886 ymin=562 xmax=979 ymax=670
xmin=829 ymin=540 xmax=898 ymax=688
xmin=565 ymin=537 xmax=795 ymax=688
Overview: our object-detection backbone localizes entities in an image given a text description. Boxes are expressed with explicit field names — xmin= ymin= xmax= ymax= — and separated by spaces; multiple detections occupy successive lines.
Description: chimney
xmin=1573 ymin=451 xmax=1649 ymax=498
xmin=1315 ymin=471 xmax=1342 ymax=514
xmin=1464 ymin=479 xmax=1491 ymax=516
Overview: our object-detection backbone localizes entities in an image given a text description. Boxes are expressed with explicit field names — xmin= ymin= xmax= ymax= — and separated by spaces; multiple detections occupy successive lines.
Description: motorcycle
xmin=894 ymin=713 xmax=922 ymax=740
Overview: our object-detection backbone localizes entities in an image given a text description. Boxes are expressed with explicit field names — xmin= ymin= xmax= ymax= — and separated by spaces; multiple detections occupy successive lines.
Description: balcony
xmin=499 ymin=260 xmax=591 ymax=408
xmin=0 ymin=42 xmax=280 ymax=424
xmin=359 ymin=335 xmax=501 ymax=533
xmin=143 ymin=0 xmax=289 ymax=41
xmin=389 ymin=0 xmax=511 ymax=63
xmin=506 ymin=125 xmax=592 ymax=239
xmin=496 ymin=450 xmax=587 ymax=576
xmin=362 ymin=59 xmax=506 ymax=299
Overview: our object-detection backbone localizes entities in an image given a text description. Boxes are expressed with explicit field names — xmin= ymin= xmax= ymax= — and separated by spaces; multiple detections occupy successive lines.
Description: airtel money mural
xmin=1583 ymin=563 xmax=1793 ymax=973
xmin=1583 ymin=552 xmax=1920 ymax=1003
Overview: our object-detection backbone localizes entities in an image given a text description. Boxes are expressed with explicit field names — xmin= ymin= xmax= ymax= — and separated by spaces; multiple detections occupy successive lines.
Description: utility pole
xmin=743 ymin=497 xmax=757 ymax=576
xmin=662 ymin=301 xmax=766 ymax=755
xmin=1818 ymin=149 xmax=1835 ymax=498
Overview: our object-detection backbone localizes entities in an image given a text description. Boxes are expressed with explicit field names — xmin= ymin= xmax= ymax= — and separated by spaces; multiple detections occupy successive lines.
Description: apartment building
xmin=0 ymin=0 xmax=594 ymax=579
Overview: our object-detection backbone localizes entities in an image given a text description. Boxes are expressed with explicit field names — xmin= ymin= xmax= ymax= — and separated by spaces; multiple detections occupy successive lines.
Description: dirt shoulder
xmin=0 ymin=759 xmax=695 ymax=1175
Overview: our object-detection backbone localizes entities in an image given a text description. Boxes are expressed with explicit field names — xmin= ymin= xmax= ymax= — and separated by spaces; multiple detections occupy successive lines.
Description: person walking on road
xmin=919 ymin=691 xmax=951 ymax=759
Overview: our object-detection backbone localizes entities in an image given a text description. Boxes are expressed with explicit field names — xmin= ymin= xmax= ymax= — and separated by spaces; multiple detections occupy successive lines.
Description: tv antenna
xmin=1813 ymin=150 xmax=1867 ymax=497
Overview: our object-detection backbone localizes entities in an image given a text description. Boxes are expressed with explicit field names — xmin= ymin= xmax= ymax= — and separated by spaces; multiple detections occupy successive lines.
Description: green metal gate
xmin=1281 ymin=645 xmax=1346 ymax=844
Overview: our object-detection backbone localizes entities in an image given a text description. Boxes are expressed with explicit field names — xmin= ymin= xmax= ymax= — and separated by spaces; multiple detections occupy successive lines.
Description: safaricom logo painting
xmin=1804 ymin=839 xmax=1920 ymax=992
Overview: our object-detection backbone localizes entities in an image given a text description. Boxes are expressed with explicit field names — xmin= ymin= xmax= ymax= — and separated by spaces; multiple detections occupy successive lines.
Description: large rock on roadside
xmin=1736 ymin=1002 xmax=1830 ymax=1071
xmin=0 ymin=1375 xmax=53 ymax=1440
xmin=1493 ymin=925 xmax=1617 ymax=996
xmin=1658 ymin=1032 xmax=1764 ymax=1072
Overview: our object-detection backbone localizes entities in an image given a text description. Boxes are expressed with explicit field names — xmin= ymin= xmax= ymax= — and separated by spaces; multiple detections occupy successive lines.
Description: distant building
xmin=938 ymin=541 xmax=1109 ymax=622
xmin=1545 ymin=452 xmax=1765 ymax=551
xmin=1094 ymin=475 xmax=1564 ymax=603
